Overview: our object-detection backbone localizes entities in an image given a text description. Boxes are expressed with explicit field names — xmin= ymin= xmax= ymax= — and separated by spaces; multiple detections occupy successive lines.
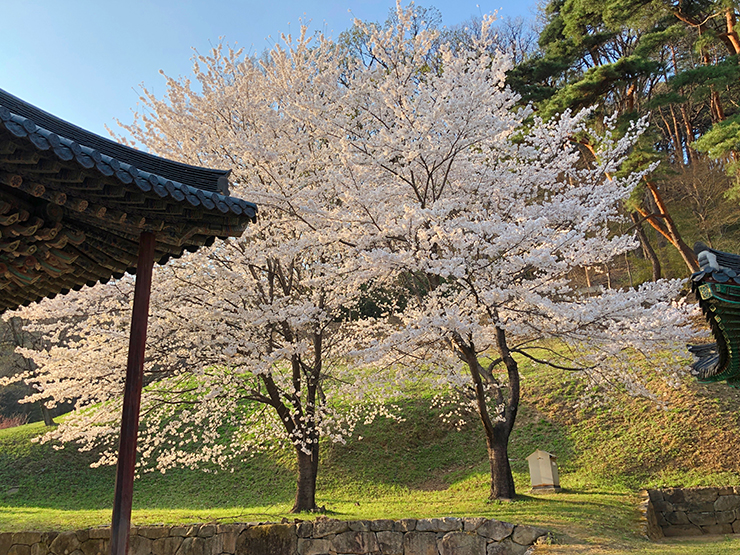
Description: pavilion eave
xmin=0 ymin=87 xmax=258 ymax=555
xmin=0 ymin=88 xmax=256 ymax=311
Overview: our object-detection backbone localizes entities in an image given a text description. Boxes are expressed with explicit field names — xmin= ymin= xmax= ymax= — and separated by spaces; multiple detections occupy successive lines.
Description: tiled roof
xmin=0 ymin=88 xmax=257 ymax=311
xmin=0 ymin=88 xmax=233 ymax=195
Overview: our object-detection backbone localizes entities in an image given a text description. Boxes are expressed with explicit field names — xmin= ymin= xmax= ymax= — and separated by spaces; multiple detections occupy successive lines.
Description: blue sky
xmin=1 ymin=1 xmax=538 ymax=140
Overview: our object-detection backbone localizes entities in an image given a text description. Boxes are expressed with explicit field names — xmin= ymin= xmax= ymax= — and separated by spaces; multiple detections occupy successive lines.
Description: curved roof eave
xmin=0 ymin=88 xmax=258 ymax=311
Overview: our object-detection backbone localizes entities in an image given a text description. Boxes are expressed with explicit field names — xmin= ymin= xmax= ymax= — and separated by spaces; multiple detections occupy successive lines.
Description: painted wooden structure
xmin=689 ymin=242 xmax=740 ymax=387
xmin=0 ymin=88 xmax=256 ymax=555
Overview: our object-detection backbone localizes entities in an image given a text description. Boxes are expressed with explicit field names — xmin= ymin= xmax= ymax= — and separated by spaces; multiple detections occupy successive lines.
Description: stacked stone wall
xmin=0 ymin=517 xmax=550 ymax=555
xmin=645 ymin=487 xmax=740 ymax=538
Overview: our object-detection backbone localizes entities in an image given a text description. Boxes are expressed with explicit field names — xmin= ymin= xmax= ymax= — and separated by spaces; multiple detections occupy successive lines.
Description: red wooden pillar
xmin=110 ymin=232 xmax=156 ymax=555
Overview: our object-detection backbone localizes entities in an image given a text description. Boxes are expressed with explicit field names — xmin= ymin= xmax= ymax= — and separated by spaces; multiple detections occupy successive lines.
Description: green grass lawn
xmin=2 ymin=359 xmax=740 ymax=554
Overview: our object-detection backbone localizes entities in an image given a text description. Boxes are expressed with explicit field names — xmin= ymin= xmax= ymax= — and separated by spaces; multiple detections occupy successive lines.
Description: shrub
xmin=0 ymin=413 xmax=29 ymax=430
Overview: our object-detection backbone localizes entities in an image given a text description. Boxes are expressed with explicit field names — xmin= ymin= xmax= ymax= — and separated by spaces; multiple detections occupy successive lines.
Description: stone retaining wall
xmin=0 ymin=517 xmax=550 ymax=555
xmin=645 ymin=487 xmax=740 ymax=538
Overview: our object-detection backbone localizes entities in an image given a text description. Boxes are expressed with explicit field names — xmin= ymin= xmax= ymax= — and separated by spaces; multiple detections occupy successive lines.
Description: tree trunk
xmin=455 ymin=326 xmax=519 ymax=501
xmin=40 ymin=402 xmax=54 ymax=426
xmin=679 ymin=104 xmax=696 ymax=163
xmin=631 ymin=212 xmax=661 ymax=280
xmin=291 ymin=443 xmax=319 ymax=513
xmin=487 ymin=424 xmax=515 ymax=500
xmin=574 ymin=140 xmax=696 ymax=271
xmin=637 ymin=181 xmax=699 ymax=272
xmin=669 ymin=104 xmax=693 ymax=164
xmin=25 ymin=382 xmax=55 ymax=426
xmin=725 ymin=8 xmax=740 ymax=54
xmin=259 ymin=369 xmax=320 ymax=514
xmin=710 ymin=89 xmax=725 ymax=123
xmin=698 ymin=50 xmax=727 ymax=123
xmin=459 ymin=348 xmax=516 ymax=499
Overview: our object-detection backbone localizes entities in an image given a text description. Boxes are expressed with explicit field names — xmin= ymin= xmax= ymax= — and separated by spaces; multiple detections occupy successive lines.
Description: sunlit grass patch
xmin=3 ymin=351 xmax=740 ymax=555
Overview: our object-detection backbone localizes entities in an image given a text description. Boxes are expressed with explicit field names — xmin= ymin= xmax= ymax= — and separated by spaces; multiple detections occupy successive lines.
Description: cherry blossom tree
xmin=4 ymin=40 xmax=399 ymax=513
xmin=268 ymin=5 xmax=695 ymax=500
xmin=5 ymin=2 xmax=694 ymax=506
xmin=8 ymin=238 xmax=396 ymax=512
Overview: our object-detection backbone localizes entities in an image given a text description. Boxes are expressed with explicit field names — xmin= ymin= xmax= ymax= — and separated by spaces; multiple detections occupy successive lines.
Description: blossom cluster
xmin=5 ymin=3 xmax=696 ymax=478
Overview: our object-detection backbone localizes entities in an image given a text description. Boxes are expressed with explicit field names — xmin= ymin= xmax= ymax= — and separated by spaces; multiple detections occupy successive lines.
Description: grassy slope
xmin=1 ymin=358 xmax=740 ymax=555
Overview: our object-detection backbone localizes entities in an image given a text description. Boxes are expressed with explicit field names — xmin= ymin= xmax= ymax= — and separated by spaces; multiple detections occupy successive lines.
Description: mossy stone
xmin=235 ymin=525 xmax=296 ymax=555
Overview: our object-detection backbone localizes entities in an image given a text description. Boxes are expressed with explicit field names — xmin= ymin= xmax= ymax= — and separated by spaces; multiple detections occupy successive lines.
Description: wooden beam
xmin=110 ymin=231 xmax=156 ymax=555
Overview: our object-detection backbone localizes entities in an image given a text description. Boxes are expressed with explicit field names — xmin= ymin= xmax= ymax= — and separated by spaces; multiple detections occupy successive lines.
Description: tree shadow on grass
xmin=0 ymin=398 xmax=574 ymax=513
xmin=0 ymin=424 xmax=297 ymax=511
xmin=320 ymin=398 xmax=574 ymax=493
